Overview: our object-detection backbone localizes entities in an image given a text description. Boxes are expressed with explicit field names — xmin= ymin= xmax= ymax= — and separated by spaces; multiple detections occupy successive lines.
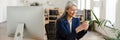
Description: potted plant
xmin=89 ymin=10 xmax=120 ymax=40
xmin=103 ymin=28 xmax=120 ymax=40
xmin=103 ymin=26 xmax=120 ymax=40
xmin=88 ymin=10 xmax=113 ymax=31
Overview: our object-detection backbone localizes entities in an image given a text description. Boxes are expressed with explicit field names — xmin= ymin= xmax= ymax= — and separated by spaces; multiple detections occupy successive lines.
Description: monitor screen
xmin=7 ymin=6 xmax=46 ymax=40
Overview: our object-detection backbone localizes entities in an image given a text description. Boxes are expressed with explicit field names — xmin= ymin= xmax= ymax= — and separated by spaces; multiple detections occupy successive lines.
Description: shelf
xmin=45 ymin=20 xmax=49 ymax=24
xmin=49 ymin=15 xmax=58 ymax=17
xmin=49 ymin=20 xmax=56 ymax=22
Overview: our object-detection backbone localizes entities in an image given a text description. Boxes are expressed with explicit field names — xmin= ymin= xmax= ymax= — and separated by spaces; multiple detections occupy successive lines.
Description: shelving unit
xmin=45 ymin=8 xmax=63 ymax=40
xmin=44 ymin=8 xmax=63 ymax=23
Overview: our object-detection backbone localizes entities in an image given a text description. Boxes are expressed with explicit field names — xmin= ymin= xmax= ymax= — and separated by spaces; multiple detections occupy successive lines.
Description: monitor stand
xmin=14 ymin=23 xmax=24 ymax=40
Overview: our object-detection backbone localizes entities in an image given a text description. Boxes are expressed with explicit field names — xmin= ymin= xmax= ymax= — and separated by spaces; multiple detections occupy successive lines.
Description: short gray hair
xmin=65 ymin=1 xmax=77 ymax=10
xmin=59 ymin=1 xmax=77 ymax=19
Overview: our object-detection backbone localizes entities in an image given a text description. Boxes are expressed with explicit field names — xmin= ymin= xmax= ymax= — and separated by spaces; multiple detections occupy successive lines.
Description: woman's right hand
xmin=75 ymin=21 xmax=89 ymax=33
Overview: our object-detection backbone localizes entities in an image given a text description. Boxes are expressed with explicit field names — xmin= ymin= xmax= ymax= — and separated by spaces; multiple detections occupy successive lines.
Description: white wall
xmin=0 ymin=0 xmax=77 ymax=23
xmin=0 ymin=0 xmax=7 ymax=23
xmin=116 ymin=0 xmax=120 ymax=28
xmin=7 ymin=0 xmax=76 ymax=8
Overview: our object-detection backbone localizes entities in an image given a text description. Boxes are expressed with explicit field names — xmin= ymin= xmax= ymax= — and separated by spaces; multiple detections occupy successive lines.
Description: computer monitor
xmin=7 ymin=6 xmax=46 ymax=40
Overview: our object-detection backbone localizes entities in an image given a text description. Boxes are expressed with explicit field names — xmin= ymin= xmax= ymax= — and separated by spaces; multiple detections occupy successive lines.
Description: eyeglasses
xmin=69 ymin=8 xmax=78 ymax=11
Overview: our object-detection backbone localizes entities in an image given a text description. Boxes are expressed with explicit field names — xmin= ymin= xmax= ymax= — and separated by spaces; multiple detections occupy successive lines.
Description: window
xmin=93 ymin=7 xmax=100 ymax=20
xmin=77 ymin=0 xmax=81 ymax=9
xmin=106 ymin=0 xmax=117 ymax=27
xmin=78 ymin=0 xmax=91 ymax=10
xmin=86 ymin=0 xmax=91 ymax=9
xmin=77 ymin=0 xmax=85 ymax=10
xmin=93 ymin=0 xmax=100 ymax=20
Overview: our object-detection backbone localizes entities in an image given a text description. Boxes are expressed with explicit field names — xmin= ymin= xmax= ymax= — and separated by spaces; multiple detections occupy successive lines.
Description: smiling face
xmin=66 ymin=5 xmax=77 ymax=17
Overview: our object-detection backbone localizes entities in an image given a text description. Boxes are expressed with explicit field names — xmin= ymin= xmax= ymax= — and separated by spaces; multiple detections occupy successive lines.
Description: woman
xmin=56 ymin=1 xmax=89 ymax=40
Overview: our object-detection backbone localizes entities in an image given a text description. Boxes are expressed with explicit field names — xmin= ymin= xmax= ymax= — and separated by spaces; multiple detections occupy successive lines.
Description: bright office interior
xmin=0 ymin=0 xmax=120 ymax=40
